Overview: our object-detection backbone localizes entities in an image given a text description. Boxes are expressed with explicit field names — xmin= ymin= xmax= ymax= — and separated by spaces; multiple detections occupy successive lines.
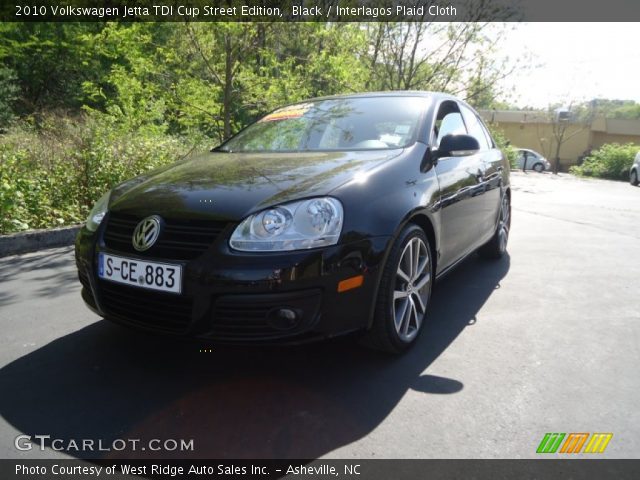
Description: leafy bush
xmin=569 ymin=143 xmax=639 ymax=181
xmin=0 ymin=114 xmax=195 ymax=234
xmin=487 ymin=123 xmax=518 ymax=168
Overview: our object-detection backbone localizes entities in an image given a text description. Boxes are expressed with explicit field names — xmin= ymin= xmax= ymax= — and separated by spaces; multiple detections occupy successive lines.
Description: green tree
xmin=362 ymin=19 xmax=518 ymax=108
xmin=0 ymin=23 xmax=105 ymax=116
xmin=0 ymin=65 xmax=18 ymax=129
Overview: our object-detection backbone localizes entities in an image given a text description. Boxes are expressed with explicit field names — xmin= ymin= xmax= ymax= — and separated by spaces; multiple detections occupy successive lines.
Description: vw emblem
xmin=132 ymin=215 xmax=162 ymax=252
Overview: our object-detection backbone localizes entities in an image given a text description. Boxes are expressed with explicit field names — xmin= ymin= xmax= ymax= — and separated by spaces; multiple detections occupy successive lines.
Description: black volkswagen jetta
xmin=75 ymin=92 xmax=510 ymax=353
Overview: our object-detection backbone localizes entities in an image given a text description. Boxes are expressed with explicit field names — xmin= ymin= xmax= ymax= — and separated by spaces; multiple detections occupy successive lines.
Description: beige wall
xmin=497 ymin=122 xmax=591 ymax=169
xmin=480 ymin=111 xmax=640 ymax=171
xmin=591 ymin=132 xmax=640 ymax=148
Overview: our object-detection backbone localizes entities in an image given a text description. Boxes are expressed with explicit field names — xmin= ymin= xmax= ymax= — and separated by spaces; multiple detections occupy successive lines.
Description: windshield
xmin=218 ymin=96 xmax=427 ymax=153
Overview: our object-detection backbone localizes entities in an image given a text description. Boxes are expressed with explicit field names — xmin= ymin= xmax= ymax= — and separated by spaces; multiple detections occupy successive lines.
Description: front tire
xmin=478 ymin=192 xmax=511 ymax=259
xmin=533 ymin=163 xmax=544 ymax=173
xmin=631 ymin=169 xmax=639 ymax=186
xmin=361 ymin=225 xmax=433 ymax=353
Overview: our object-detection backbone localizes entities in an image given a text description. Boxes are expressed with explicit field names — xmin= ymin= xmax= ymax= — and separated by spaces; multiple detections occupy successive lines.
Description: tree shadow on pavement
xmin=0 ymin=254 xmax=509 ymax=459
xmin=0 ymin=247 xmax=77 ymax=305
xmin=0 ymin=290 xmax=16 ymax=308
xmin=0 ymin=248 xmax=73 ymax=283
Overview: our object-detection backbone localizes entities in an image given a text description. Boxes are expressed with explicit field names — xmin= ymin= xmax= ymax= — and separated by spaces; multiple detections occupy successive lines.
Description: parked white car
xmin=515 ymin=148 xmax=550 ymax=172
xmin=630 ymin=151 xmax=640 ymax=186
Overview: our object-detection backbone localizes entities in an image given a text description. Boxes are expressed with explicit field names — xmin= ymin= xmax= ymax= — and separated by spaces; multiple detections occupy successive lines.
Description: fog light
xmin=267 ymin=307 xmax=300 ymax=330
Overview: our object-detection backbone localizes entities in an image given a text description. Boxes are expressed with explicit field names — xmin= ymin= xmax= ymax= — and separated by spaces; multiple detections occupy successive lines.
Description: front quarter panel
xmin=332 ymin=142 xmax=441 ymax=256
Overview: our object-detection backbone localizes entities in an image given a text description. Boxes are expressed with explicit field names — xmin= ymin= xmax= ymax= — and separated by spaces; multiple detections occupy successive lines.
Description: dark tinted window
xmin=519 ymin=150 xmax=538 ymax=160
xmin=219 ymin=97 xmax=426 ymax=152
xmin=478 ymin=118 xmax=494 ymax=148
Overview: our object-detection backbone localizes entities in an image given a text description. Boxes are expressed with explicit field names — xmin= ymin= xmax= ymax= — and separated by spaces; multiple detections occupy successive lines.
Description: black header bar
xmin=3 ymin=0 xmax=640 ymax=22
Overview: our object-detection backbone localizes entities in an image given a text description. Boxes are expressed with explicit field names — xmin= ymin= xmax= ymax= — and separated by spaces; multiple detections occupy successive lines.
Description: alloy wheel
xmin=498 ymin=194 xmax=510 ymax=253
xmin=393 ymin=237 xmax=431 ymax=342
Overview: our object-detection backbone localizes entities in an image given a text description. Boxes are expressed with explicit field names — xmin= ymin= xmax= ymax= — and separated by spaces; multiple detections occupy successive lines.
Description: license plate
xmin=98 ymin=253 xmax=182 ymax=294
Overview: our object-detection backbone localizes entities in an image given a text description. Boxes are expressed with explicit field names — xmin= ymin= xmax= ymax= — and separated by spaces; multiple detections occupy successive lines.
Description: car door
xmin=460 ymin=105 xmax=503 ymax=244
xmin=526 ymin=150 xmax=541 ymax=169
xmin=432 ymin=101 xmax=487 ymax=270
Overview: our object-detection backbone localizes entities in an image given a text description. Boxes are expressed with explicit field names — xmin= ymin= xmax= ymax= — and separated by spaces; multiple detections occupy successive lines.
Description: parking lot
xmin=0 ymin=171 xmax=638 ymax=460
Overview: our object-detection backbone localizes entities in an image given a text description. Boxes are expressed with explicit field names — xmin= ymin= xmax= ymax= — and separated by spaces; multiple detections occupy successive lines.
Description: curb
xmin=0 ymin=225 xmax=82 ymax=258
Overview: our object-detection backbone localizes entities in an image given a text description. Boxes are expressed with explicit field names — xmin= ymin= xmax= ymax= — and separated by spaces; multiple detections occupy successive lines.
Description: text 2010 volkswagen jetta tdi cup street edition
xmin=75 ymin=92 xmax=510 ymax=353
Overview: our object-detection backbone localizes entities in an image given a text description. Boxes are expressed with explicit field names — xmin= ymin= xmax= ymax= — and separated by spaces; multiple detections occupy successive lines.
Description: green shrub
xmin=487 ymin=123 xmax=518 ymax=168
xmin=0 ymin=114 xmax=195 ymax=234
xmin=570 ymin=143 xmax=639 ymax=181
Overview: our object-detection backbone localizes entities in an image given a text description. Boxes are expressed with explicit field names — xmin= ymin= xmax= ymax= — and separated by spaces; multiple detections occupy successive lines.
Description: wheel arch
xmin=406 ymin=213 xmax=438 ymax=276
xmin=365 ymin=210 xmax=438 ymax=330
xmin=504 ymin=186 xmax=512 ymax=218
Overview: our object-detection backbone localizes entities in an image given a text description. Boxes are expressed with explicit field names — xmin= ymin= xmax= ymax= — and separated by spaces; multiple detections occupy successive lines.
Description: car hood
xmin=110 ymin=149 xmax=403 ymax=221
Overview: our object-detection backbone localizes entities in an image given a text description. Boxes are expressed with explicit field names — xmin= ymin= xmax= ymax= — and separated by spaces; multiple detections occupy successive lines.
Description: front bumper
xmin=75 ymin=223 xmax=391 ymax=344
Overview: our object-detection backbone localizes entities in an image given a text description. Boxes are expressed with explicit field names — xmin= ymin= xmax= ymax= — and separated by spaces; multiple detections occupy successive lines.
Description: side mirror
xmin=435 ymin=134 xmax=480 ymax=160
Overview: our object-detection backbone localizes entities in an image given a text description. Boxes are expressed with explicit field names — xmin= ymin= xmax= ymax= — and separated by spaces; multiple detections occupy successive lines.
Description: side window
xmin=478 ymin=119 xmax=495 ymax=148
xmin=434 ymin=104 xmax=467 ymax=147
xmin=460 ymin=105 xmax=490 ymax=151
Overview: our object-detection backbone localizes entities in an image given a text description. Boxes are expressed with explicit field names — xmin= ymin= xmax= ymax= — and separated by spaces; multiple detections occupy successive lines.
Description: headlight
xmin=85 ymin=191 xmax=111 ymax=232
xmin=230 ymin=197 xmax=343 ymax=252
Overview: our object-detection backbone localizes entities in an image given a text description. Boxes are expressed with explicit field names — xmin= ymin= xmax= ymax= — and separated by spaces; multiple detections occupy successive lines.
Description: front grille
xmin=98 ymin=280 xmax=193 ymax=333
xmin=103 ymin=212 xmax=227 ymax=260
xmin=210 ymin=290 xmax=321 ymax=340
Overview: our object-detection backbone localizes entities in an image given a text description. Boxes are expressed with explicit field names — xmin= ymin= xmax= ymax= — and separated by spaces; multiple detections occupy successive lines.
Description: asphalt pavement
xmin=0 ymin=171 xmax=638 ymax=460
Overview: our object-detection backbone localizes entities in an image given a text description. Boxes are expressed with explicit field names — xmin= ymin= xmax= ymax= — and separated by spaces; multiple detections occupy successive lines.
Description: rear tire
xmin=478 ymin=192 xmax=510 ymax=260
xmin=631 ymin=169 xmax=639 ymax=186
xmin=361 ymin=224 xmax=433 ymax=354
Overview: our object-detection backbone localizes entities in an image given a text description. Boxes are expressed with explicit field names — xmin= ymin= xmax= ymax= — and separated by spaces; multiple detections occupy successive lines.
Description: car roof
xmin=305 ymin=90 xmax=460 ymax=103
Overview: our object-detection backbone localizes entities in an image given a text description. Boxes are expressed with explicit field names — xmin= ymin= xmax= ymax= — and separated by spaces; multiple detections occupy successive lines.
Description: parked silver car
xmin=631 ymin=151 xmax=640 ymax=186
xmin=516 ymin=148 xmax=550 ymax=172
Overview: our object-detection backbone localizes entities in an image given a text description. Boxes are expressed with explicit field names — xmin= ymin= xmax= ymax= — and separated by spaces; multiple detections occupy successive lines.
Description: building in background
xmin=480 ymin=110 xmax=640 ymax=171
